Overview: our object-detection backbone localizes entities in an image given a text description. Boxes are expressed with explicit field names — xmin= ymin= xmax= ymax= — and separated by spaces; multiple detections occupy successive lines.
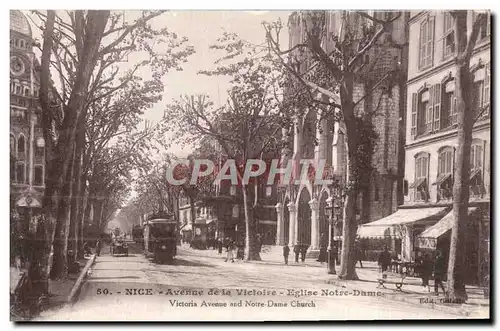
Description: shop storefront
xmin=357 ymin=207 xmax=449 ymax=262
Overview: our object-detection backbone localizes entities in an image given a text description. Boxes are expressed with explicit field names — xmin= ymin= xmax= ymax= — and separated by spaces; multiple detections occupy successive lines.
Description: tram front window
xmin=151 ymin=223 xmax=175 ymax=239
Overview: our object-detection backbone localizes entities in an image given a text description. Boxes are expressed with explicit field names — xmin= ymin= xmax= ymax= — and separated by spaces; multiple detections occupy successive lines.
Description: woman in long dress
xmin=317 ymin=233 xmax=327 ymax=264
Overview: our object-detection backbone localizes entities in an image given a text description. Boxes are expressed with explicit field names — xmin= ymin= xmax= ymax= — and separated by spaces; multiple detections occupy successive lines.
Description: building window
xmin=435 ymin=147 xmax=454 ymax=200
xmin=17 ymin=135 xmax=26 ymax=157
xmin=16 ymin=163 xmax=25 ymax=184
xmin=416 ymin=88 xmax=432 ymax=135
xmin=265 ymin=186 xmax=272 ymax=197
xmin=35 ymin=144 xmax=44 ymax=158
xmin=476 ymin=63 xmax=491 ymax=119
xmin=19 ymin=39 xmax=24 ymax=48
xmin=440 ymin=78 xmax=456 ymax=128
xmin=443 ymin=12 xmax=455 ymax=58
xmin=34 ymin=166 xmax=44 ymax=186
xmin=419 ymin=15 xmax=435 ymax=69
xmin=473 ymin=12 xmax=491 ymax=41
xmin=24 ymin=87 xmax=30 ymax=96
xmin=230 ymin=185 xmax=236 ymax=196
xmin=470 ymin=141 xmax=485 ymax=197
xmin=10 ymin=158 xmax=16 ymax=182
xmin=10 ymin=134 xmax=15 ymax=153
xmin=411 ymin=154 xmax=429 ymax=201
xmin=15 ymin=85 xmax=21 ymax=95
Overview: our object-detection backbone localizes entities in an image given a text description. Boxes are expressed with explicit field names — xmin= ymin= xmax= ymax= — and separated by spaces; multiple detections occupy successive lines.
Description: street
xmin=38 ymin=242 xmax=460 ymax=321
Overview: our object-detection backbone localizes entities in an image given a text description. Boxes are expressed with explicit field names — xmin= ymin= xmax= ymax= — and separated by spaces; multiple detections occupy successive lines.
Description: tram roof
xmin=146 ymin=218 xmax=177 ymax=224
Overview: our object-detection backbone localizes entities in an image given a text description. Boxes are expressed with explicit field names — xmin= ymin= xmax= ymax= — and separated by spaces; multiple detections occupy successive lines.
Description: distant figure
xmin=317 ymin=233 xmax=327 ymax=264
xmin=217 ymin=239 xmax=223 ymax=255
xmin=283 ymin=243 xmax=290 ymax=265
xmin=378 ymin=246 xmax=392 ymax=274
xmin=225 ymin=240 xmax=235 ymax=263
xmin=293 ymin=244 xmax=300 ymax=263
xmin=433 ymin=250 xmax=447 ymax=296
xmin=331 ymin=243 xmax=339 ymax=266
xmin=356 ymin=241 xmax=364 ymax=268
xmin=95 ymin=239 xmax=101 ymax=257
xmin=420 ymin=252 xmax=433 ymax=292
xmin=300 ymin=245 xmax=307 ymax=263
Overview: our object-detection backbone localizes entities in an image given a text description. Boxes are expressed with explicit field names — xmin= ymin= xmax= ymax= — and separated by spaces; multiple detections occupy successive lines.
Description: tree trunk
xmin=446 ymin=10 xmax=485 ymax=301
xmin=447 ymin=58 xmax=474 ymax=301
xmin=338 ymin=169 xmax=359 ymax=280
xmin=242 ymin=184 xmax=261 ymax=261
xmin=50 ymin=145 xmax=76 ymax=280
xmin=338 ymin=74 xmax=359 ymax=280
xmin=36 ymin=10 xmax=110 ymax=294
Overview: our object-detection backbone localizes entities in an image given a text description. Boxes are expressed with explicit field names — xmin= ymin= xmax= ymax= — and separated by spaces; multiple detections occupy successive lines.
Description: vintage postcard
xmin=9 ymin=9 xmax=490 ymax=321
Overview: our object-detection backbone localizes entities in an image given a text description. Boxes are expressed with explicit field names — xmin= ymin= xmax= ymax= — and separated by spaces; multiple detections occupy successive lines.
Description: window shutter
xmin=483 ymin=63 xmax=490 ymax=115
xmin=428 ymin=16 xmax=435 ymax=66
xmin=451 ymin=96 xmax=458 ymax=125
xmin=419 ymin=22 xmax=426 ymax=68
xmin=426 ymin=85 xmax=434 ymax=132
xmin=433 ymin=83 xmax=441 ymax=130
xmin=411 ymin=93 xmax=417 ymax=137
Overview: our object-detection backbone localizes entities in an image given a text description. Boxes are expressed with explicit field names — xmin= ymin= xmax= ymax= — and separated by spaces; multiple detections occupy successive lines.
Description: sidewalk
xmin=326 ymin=261 xmax=489 ymax=318
xmin=184 ymin=245 xmax=489 ymax=318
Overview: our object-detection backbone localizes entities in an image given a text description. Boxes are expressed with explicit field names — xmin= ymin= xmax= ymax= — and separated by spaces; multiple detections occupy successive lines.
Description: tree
xmin=446 ymin=11 xmax=489 ymax=301
xmin=34 ymin=10 xmax=194 ymax=286
xmin=164 ymin=36 xmax=293 ymax=260
xmin=265 ymin=11 xmax=403 ymax=279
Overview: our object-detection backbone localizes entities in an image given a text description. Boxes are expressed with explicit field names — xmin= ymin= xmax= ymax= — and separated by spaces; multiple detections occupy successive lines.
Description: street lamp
xmin=325 ymin=197 xmax=336 ymax=275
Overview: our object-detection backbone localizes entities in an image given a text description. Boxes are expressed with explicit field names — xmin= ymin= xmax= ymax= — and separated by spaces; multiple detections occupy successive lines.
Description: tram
xmin=143 ymin=216 xmax=178 ymax=264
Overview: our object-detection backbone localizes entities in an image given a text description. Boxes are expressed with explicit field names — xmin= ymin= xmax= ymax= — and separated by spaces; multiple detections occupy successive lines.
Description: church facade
xmin=275 ymin=11 xmax=409 ymax=254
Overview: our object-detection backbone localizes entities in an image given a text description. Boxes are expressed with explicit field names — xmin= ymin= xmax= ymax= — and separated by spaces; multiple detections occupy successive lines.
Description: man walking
xmin=294 ymin=244 xmax=300 ymax=263
xmin=433 ymin=250 xmax=447 ymax=296
xmin=378 ymin=246 xmax=392 ymax=276
xmin=300 ymin=245 xmax=307 ymax=263
xmin=283 ymin=243 xmax=290 ymax=265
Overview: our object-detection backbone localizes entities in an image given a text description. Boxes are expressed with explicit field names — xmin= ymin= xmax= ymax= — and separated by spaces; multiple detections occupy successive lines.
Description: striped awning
xmin=357 ymin=207 xmax=448 ymax=239
xmin=417 ymin=207 xmax=479 ymax=249
xmin=357 ymin=225 xmax=400 ymax=239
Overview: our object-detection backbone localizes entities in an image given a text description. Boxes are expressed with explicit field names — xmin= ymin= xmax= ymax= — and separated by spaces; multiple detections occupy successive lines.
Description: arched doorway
xmin=297 ymin=188 xmax=311 ymax=246
xmin=319 ymin=191 xmax=329 ymax=242
xmin=283 ymin=198 xmax=290 ymax=244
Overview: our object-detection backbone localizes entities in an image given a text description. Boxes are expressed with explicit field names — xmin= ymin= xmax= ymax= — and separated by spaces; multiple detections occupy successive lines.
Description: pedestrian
xmin=378 ymin=246 xmax=391 ymax=277
xmin=433 ymin=250 xmax=447 ymax=296
xmin=300 ymin=244 xmax=307 ymax=262
xmin=415 ymin=251 xmax=423 ymax=278
xmin=294 ymin=244 xmax=300 ymax=263
xmin=331 ymin=242 xmax=339 ymax=266
xmin=283 ymin=243 xmax=290 ymax=265
xmin=317 ymin=233 xmax=327 ymax=264
xmin=420 ymin=252 xmax=432 ymax=292
xmin=237 ymin=242 xmax=244 ymax=260
xmin=95 ymin=239 xmax=101 ymax=257
xmin=217 ymin=239 xmax=223 ymax=255
xmin=356 ymin=241 xmax=364 ymax=268
xmin=225 ymin=240 xmax=235 ymax=263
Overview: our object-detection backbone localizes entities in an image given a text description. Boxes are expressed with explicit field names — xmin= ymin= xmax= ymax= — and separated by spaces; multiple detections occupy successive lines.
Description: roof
xmin=10 ymin=10 xmax=32 ymax=37
xmin=146 ymin=218 xmax=176 ymax=224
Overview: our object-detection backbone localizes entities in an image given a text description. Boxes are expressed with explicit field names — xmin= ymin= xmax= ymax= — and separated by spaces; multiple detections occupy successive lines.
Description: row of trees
xmin=31 ymin=10 xmax=195 ymax=294
xmin=162 ymin=10 xmax=488 ymax=301
xmin=27 ymin=10 xmax=487 ymax=303
xmin=264 ymin=10 xmax=488 ymax=299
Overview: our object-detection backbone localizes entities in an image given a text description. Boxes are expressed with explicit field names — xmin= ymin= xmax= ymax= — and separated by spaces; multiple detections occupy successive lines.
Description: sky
xmin=139 ymin=11 xmax=292 ymax=157
xmin=24 ymin=10 xmax=291 ymax=158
